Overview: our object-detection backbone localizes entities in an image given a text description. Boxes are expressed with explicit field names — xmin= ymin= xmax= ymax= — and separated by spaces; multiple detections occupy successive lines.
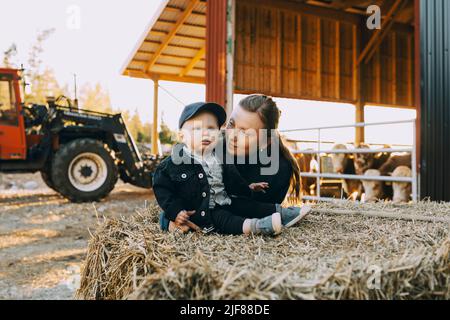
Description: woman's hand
xmin=249 ymin=182 xmax=269 ymax=193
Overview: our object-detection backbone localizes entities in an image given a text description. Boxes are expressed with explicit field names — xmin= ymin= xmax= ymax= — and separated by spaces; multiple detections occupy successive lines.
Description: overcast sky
xmin=0 ymin=0 xmax=416 ymax=145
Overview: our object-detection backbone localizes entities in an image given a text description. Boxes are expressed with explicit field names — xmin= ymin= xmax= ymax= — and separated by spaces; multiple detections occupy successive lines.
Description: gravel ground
xmin=0 ymin=173 xmax=154 ymax=300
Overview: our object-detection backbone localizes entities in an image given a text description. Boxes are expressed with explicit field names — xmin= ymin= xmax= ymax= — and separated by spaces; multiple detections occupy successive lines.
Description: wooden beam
xmin=276 ymin=12 xmax=282 ymax=94
xmin=357 ymin=0 xmax=405 ymax=65
xmin=317 ymin=18 xmax=322 ymax=98
xmin=364 ymin=7 xmax=406 ymax=64
xmin=297 ymin=14 xmax=303 ymax=95
xmin=146 ymin=0 xmax=201 ymax=73
xmin=233 ymin=89 xmax=416 ymax=110
xmin=376 ymin=48 xmax=381 ymax=102
xmin=156 ymin=20 xmax=206 ymax=32
xmin=152 ymin=79 xmax=159 ymax=155
xmin=153 ymin=73 xmax=205 ymax=84
xmin=133 ymin=58 xmax=205 ymax=70
xmin=344 ymin=7 xmax=367 ymax=15
xmin=364 ymin=1 xmax=411 ymax=64
xmin=355 ymin=101 xmax=365 ymax=144
xmin=407 ymin=34 xmax=413 ymax=106
xmin=151 ymin=29 xmax=205 ymax=42
xmin=242 ymin=0 xmax=360 ymax=24
xmin=335 ymin=21 xmax=341 ymax=100
xmin=235 ymin=88 xmax=357 ymax=104
xmin=353 ymin=23 xmax=364 ymax=144
xmin=154 ymin=62 xmax=204 ymax=70
xmin=392 ymin=33 xmax=397 ymax=105
xmin=123 ymin=69 xmax=151 ymax=79
xmin=180 ymin=46 xmax=205 ymax=76
xmin=225 ymin=0 xmax=236 ymax=115
xmin=143 ymin=40 xmax=202 ymax=51
xmin=205 ymin=0 xmax=227 ymax=105
xmin=352 ymin=25 xmax=358 ymax=101
xmin=124 ymin=69 xmax=205 ymax=84
xmin=165 ymin=5 xmax=205 ymax=17
xmin=137 ymin=50 xmax=204 ymax=62
xmin=329 ymin=0 xmax=365 ymax=10
xmin=364 ymin=102 xmax=416 ymax=110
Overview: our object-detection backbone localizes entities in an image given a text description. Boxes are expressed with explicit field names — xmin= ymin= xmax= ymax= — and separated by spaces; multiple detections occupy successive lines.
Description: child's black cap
xmin=178 ymin=102 xmax=227 ymax=129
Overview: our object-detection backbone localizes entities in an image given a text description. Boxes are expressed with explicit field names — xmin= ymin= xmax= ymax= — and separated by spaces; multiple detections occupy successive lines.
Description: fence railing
xmin=280 ymin=119 xmax=418 ymax=202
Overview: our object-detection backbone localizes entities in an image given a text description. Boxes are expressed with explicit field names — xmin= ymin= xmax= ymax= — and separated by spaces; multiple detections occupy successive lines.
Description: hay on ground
xmin=76 ymin=201 xmax=450 ymax=300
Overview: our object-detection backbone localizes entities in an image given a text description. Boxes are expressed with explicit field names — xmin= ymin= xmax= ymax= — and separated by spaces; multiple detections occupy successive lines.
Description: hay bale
xmin=76 ymin=201 xmax=450 ymax=300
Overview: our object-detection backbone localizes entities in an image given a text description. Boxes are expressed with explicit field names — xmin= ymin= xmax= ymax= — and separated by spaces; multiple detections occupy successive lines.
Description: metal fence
xmin=280 ymin=119 xmax=418 ymax=202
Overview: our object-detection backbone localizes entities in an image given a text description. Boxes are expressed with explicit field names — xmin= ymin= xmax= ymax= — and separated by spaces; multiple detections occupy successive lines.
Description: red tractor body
xmin=0 ymin=68 xmax=27 ymax=160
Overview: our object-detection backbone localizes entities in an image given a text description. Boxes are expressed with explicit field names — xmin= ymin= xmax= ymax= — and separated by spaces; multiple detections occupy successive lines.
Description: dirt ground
xmin=0 ymin=173 xmax=154 ymax=300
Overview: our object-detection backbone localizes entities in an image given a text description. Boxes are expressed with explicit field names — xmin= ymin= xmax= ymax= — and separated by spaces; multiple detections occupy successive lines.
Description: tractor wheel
xmin=51 ymin=139 xmax=118 ymax=203
xmin=40 ymin=169 xmax=56 ymax=191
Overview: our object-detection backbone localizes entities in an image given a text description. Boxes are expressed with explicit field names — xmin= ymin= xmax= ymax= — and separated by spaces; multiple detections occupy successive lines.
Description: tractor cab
xmin=0 ymin=68 xmax=27 ymax=160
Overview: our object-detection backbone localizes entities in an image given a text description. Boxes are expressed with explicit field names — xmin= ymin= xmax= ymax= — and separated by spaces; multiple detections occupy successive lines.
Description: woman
xmin=226 ymin=94 xmax=301 ymax=204
xmin=162 ymin=94 xmax=301 ymax=232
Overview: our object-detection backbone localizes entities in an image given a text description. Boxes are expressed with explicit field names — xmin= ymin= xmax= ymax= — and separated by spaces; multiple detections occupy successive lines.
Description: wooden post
xmin=225 ymin=0 xmax=235 ymax=115
xmin=297 ymin=15 xmax=303 ymax=96
xmin=355 ymin=101 xmax=365 ymax=144
xmin=152 ymin=79 xmax=159 ymax=155
xmin=354 ymin=25 xmax=364 ymax=145
xmin=206 ymin=0 xmax=227 ymax=107
xmin=317 ymin=18 xmax=322 ymax=98
xmin=392 ymin=33 xmax=397 ymax=105
xmin=335 ymin=21 xmax=341 ymax=100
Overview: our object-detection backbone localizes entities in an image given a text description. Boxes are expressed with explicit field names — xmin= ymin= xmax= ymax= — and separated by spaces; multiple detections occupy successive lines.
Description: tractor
xmin=0 ymin=67 xmax=161 ymax=202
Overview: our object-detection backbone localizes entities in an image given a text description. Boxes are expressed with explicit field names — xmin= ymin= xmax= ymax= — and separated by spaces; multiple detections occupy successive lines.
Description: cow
xmin=295 ymin=150 xmax=317 ymax=196
xmin=392 ymin=166 xmax=412 ymax=203
xmin=379 ymin=154 xmax=412 ymax=176
xmin=330 ymin=144 xmax=362 ymax=200
xmin=361 ymin=169 xmax=393 ymax=202
xmin=283 ymin=139 xmax=318 ymax=197
xmin=361 ymin=155 xmax=412 ymax=203
xmin=353 ymin=143 xmax=392 ymax=175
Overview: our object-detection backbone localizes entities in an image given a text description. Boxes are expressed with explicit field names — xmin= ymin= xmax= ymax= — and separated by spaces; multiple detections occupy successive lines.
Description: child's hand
xmin=249 ymin=182 xmax=269 ymax=193
xmin=174 ymin=210 xmax=201 ymax=232
xmin=169 ymin=221 xmax=191 ymax=233
xmin=175 ymin=210 xmax=196 ymax=225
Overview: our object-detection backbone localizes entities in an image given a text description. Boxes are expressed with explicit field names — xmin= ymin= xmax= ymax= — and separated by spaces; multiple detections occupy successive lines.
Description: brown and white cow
xmin=361 ymin=169 xmax=394 ymax=202
xmin=361 ymin=155 xmax=412 ymax=203
xmin=392 ymin=166 xmax=412 ymax=203
xmin=294 ymin=150 xmax=318 ymax=196
xmin=330 ymin=144 xmax=362 ymax=200
xmin=353 ymin=143 xmax=391 ymax=175
xmin=284 ymin=137 xmax=318 ymax=197
xmin=379 ymin=154 xmax=412 ymax=176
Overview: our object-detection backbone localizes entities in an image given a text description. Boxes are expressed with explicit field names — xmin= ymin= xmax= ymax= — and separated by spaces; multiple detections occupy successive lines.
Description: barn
xmin=121 ymin=0 xmax=450 ymax=201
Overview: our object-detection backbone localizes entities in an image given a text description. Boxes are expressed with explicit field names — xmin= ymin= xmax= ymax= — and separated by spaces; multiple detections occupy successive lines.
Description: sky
xmin=0 ymin=0 xmax=416 ymax=146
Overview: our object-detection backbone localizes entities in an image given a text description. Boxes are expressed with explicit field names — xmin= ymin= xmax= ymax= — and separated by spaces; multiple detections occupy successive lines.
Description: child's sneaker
xmin=275 ymin=204 xmax=312 ymax=228
xmin=250 ymin=212 xmax=282 ymax=236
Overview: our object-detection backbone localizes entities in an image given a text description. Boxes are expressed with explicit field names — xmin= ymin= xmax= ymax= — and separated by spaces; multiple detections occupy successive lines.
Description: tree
xmin=26 ymin=67 xmax=67 ymax=104
xmin=24 ymin=29 xmax=67 ymax=104
xmin=79 ymin=83 xmax=113 ymax=113
xmin=159 ymin=122 xmax=176 ymax=145
xmin=141 ymin=122 xmax=152 ymax=143
xmin=119 ymin=109 xmax=151 ymax=143
xmin=1 ymin=29 xmax=66 ymax=104
xmin=2 ymin=44 xmax=17 ymax=67
xmin=128 ymin=109 xmax=152 ymax=143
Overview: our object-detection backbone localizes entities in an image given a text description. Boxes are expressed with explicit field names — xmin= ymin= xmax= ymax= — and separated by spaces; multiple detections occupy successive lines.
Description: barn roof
xmin=121 ymin=0 xmax=414 ymax=84
xmin=121 ymin=0 xmax=206 ymax=84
